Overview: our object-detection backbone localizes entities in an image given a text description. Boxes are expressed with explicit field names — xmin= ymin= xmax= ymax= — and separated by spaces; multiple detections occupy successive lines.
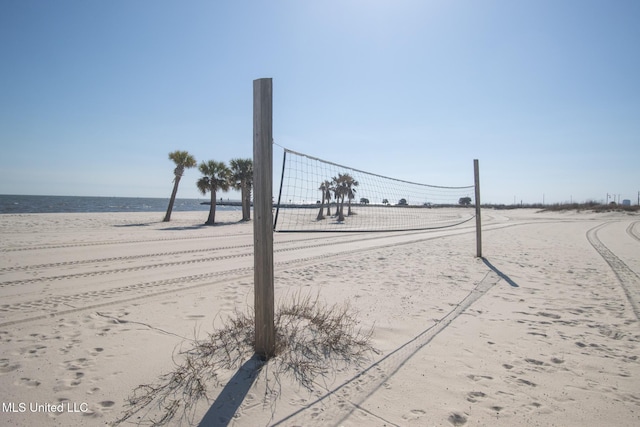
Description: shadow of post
xmin=198 ymin=354 xmax=264 ymax=427
xmin=481 ymin=257 xmax=520 ymax=287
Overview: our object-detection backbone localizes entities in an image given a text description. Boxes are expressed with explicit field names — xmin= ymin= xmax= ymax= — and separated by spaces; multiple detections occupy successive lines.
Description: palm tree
xmin=317 ymin=180 xmax=332 ymax=220
xmin=332 ymin=175 xmax=341 ymax=217
xmin=325 ymin=180 xmax=333 ymax=216
xmin=344 ymin=174 xmax=359 ymax=216
xmin=230 ymin=158 xmax=253 ymax=221
xmin=163 ymin=150 xmax=197 ymax=222
xmin=331 ymin=173 xmax=357 ymax=221
xmin=332 ymin=174 xmax=349 ymax=222
xmin=196 ymin=160 xmax=231 ymax=225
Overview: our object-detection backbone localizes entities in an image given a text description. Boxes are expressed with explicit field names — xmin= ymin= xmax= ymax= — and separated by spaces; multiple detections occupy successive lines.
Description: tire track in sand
xmin=0 ymin=238 xmax=334 ymax=287
xmin=0 ymin=229 xmax=467 ymax=288
xmin=0 ymin=232 xmax=248 ymax=253
xmin=587 ymin=222 xmax=640 ymax=321
xmin=0 ymin=244 xmax=254 ymax=274
xmin=0 ymin=268 xmax=254 ymax=327
xmin=0 ymin=228 xmax=483 ymax=327
xmin=0 ymin=221 xmax=537 ymax=326
xmin=626 ymin=221 xmax=640 ymax=243
xmin=0 ymin=235 xmax=332 ymax=274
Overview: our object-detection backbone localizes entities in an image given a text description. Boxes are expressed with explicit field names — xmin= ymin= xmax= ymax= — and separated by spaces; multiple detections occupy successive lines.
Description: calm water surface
xmin=0 ymin=195 xmax=240 ymax=214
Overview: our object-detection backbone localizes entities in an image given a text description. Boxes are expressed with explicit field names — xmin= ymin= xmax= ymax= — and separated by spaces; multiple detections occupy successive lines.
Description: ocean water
xmin=0 ymin=195 xmax=241 ymax=214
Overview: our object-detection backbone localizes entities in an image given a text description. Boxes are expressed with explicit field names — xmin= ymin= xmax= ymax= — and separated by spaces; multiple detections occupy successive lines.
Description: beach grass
xmin=114 ymin=292 xmax=376 ymax=426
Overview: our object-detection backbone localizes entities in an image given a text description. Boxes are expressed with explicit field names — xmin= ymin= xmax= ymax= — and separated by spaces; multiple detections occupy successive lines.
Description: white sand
xmin=1 ymin=209 xmax=639 ymax=426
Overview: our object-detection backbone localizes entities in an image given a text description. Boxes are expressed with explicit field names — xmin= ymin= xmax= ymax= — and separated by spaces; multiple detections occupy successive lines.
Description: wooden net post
xmin=253 ymin=78 xmax=275 ymax=359
xmin=474 ymin=159 xmax=482 ymax=258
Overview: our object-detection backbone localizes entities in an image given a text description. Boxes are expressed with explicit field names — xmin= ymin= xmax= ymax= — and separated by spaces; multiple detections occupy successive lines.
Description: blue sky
xmin=1 ymin=0 xmax=638 ymax=205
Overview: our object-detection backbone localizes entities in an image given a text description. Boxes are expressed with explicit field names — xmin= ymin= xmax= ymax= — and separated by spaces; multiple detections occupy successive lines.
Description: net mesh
xmin=274 ymin=148 xmax=476 ymax=232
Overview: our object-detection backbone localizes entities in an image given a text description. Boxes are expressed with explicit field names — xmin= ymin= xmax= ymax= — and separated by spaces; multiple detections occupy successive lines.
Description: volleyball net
xmin=274 ymin=148 xmax=476 ymax=232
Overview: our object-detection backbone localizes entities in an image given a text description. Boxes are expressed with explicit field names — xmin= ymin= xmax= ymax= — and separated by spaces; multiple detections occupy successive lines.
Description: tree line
xmin=163 ymin=150 xmax=253 ymax=225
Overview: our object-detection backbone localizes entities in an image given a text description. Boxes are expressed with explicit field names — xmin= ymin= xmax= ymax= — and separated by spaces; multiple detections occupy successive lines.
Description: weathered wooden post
xmin=253 ymin=78 xmax=275 ymax=359
xmin=474 ymin=159 xmax=482 ymax=258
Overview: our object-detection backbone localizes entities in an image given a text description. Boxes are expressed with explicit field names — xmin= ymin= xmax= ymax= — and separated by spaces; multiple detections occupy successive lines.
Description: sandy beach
xmin=1 ymin=209 xmax=639 ymax=426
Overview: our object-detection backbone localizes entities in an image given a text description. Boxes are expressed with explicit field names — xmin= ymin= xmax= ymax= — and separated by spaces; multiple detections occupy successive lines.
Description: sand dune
xmin=0 ymin=209 xmax=638 ymax=426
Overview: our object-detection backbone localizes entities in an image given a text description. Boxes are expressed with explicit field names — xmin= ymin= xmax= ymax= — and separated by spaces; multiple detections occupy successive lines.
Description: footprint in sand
xmin=401 ymin=409 xmax=426 ymax=421
xmin=288 ymin=397 xmax=308 ymax=407
xmin=0 ymin=358 xmax=20 ymax=374
xmin=54 ymin=376 xmax=83 ymax=392
xmin=0 ymin=330 xmax=12 ymax=342
xmin=21 ymin=344 xmax=47 ymax=357
xmin=524 ymin=358 xmax=545 ymax=366
xmin=54 ymin=357 xmax=93 ymax=391
xmin=309 ymin=405 xmax=323 ymax=419
xmin=62 ymin=357 xmax=92 ymax=371
xmin=467 ymin=374 xmax=493 ymax=381
xmin=88 ymin=347 xmax=104 ymax=357
xmin=466 ymin=391 xmax=486 ymax=403
xmin=16 ymin=377 xmax=41 ymax=387
xmin=537 ymin=311 xmax=561 ymax=319
xmin=448 ymin=412 xmax=468 ymax=426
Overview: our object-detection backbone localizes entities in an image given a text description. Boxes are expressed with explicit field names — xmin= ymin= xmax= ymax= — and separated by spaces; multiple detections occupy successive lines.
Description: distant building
xmin=622 ymin=199 xmax=631 ymax=206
